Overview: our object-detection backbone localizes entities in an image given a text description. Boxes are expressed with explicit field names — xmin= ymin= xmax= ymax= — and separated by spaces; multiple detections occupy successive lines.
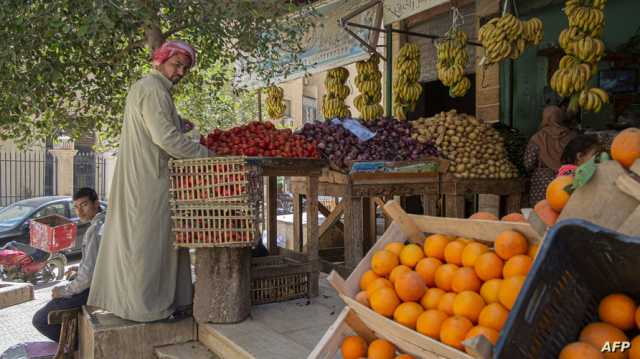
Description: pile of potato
xmin=411 ymin=110 xmax=519 ymax=179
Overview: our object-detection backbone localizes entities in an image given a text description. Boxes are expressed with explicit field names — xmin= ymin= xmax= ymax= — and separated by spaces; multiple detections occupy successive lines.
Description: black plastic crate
xmin=494 ymin=219 xmax=640 ymax=359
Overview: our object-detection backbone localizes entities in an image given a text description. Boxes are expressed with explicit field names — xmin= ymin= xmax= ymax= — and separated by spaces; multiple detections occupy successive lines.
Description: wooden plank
xmin=307 ymin=307 xmax=352 ymax=359
xmin=293 ymin=193 xmax=303 ymax=252
xmin=307 ymin=176 xmax=320 ymax=297
xmin=308 ymin=307 xmax=378 ymax=359
xmin=343 ymin=196 xmax=355 ymax=272
xmin=198 ymin=324 xmax=257 ymax=359
xmin=267 ymin=176 xmax=278 ymax=252
xmin=350 ymin=171 xmax=438 ymax=184
xmin=409 ymin=214 xmax=542 ymax=244
xmin=364 ymin=198 xmax=377 ymax=253
xmin=347 ymin=197 xmax=365 ymax=270
xmin=351 ymin=182 xmax=439 ymax=198
xmin=382 ymin=201 xmax=424 ymax=243
xmin=245 ymin=157 xmax=327 ymax=176
xmin=505 ymin=193 xmax=522 ymax=215
xmin=318 ymin=200 xmax=345 ymax=239
xmin=422 ymin=193 xmax=439 ymax=216
xmin=440 ymin=177 xmax=526 ymax=195
xmin=319 ymin=201 xmax=344 ymax=232
xmin=445 ymin=194 xmax=466 ymax=218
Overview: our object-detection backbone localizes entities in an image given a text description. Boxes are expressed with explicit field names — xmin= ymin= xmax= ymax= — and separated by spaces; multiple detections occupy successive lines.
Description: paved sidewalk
xmin=0 ymin=260 xmax=79 ymax=354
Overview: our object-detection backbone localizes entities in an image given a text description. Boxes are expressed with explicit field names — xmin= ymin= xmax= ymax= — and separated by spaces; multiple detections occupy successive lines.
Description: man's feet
xmin=162 ymin=305 xmax=192 ymax=323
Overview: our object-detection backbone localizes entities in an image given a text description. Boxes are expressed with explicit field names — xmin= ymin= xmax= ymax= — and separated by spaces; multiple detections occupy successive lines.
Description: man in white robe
xmin=88 ymin=40 xmax=210 ymax=322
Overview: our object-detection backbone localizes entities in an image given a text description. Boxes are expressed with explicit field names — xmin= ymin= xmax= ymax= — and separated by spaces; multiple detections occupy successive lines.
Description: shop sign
xmin=236 ymin=0 xmax=381 ymax=89
xmin=382 ymin=0 xmax=449 ymax=25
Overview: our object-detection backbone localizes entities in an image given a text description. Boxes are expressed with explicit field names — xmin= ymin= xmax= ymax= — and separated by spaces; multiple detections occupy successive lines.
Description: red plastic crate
xmin=29 ymin=215 xmax=77 ymax=252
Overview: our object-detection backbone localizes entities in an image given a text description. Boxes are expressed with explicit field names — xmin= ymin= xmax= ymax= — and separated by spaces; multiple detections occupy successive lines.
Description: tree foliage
xmin=0 ymin=0 xmax=313 ymax=148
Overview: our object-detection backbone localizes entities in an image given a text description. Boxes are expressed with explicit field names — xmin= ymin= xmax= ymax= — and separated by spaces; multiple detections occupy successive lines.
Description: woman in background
xmin=524 ymin=105 xmax=577 ymax=206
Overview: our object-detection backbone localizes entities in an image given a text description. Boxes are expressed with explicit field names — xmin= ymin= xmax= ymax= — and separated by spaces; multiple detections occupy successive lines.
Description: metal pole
xmin=257 ymin=88 xmax=263 ymax=122
xmin=346 ymin=21 xmax=483 ymax=47
xmin=385 ymin=24 xmax=393 ymax=117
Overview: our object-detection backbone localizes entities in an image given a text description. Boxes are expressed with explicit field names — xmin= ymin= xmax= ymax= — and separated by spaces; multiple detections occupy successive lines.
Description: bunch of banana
xmin=393 ymin=42 xmax=422 ymax=120
xmin=265 ymin=86 xmax=285 ymax=119
xmin=550 ymin=63 xmax=593 ymax=97
xmin=565 ymin=0 xmax=607 ymax=14
xmin=551 ymin=0 xmax=609 ymax=112
xmin=566 ymin=36 xmax=605 ymax=63
xmin=322 ymin=67 xmax=351 ymax=119
xmin=564 ymin=0 xmax=606 ymax=36
xmin=479 ymin=14 xmax=544 ymax=65
xmin=435 ymin=29 xmax=470 ymax=98
xmin=355 ymin=55 xmax=384 ymax=121
xmin=578 ymin=87 xmax=609 ymax=112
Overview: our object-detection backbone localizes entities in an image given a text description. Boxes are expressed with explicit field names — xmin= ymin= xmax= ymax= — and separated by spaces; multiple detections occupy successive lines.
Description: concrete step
xmin=78 ymin=306 xmax=196 ymax=359
xmin=0 ymin=281 xmax=33 ymax=309
xmin=198 ymin=274 xmax=344 ymax=359
xmin=155 ymin=341 xmax=219 ymax=359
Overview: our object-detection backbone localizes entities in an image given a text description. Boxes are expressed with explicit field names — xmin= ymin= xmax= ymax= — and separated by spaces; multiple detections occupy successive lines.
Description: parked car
xmin=0 ymin=196 xmax=107 ymax=254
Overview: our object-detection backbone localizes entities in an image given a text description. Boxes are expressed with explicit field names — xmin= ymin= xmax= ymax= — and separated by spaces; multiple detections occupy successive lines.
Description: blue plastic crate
xmin=493 ymin=219 xmax=640 ymax=359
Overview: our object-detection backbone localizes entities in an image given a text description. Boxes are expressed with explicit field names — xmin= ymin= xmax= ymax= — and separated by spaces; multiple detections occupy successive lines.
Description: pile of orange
xmin=341 ymin=335 xmax=415 ymax=359
xmin=559 ymin=293 xmax=640 ymax=359
xmin=357 ymin=229 xmax=538 ymax=354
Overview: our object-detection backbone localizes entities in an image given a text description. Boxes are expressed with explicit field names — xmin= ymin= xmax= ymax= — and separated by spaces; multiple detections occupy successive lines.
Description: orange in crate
xmin=30 ymin=215 xmax=77 ymax=252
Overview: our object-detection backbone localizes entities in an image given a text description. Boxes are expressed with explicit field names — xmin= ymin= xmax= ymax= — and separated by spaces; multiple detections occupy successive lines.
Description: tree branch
xmin=162 ymin=24 xmax=192 ymax=40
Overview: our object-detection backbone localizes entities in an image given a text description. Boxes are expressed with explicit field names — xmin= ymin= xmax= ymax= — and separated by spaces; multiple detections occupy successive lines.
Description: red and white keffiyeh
xmin=151 ymin=40 xmax=197 ymax=68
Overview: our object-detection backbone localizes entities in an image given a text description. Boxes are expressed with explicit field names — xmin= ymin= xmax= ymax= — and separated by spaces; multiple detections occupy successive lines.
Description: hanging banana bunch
xmin=436 ymin=29 xmax=471 ymax=98
xmin=265 ymin=86 xmax=285 ymax=120
xmin=354 ymin=55 xmax=384 ymax=122
xmin=392 ymin=43 xmax=422 ymax=121
xmin=478 ymin=14 xmax=544 ymax=65
xmin=550 ymin=0 xmax=609 ymax=113
xmin=322 ymin=67 xmax=351 ymax=119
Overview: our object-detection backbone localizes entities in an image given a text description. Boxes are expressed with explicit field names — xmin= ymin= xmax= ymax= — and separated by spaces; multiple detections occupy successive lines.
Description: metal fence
xmin=74 ymin=151 xmax=107 ymax=200
xmin=0 ymin=151 xmax=58 ymax=207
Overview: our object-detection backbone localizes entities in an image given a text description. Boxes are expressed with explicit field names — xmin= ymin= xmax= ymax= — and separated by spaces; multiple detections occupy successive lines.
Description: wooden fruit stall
xmin=290 ymin=168 xmax=441 ymax=275
xmin=290 ymin=169 xmax=527 ymax=275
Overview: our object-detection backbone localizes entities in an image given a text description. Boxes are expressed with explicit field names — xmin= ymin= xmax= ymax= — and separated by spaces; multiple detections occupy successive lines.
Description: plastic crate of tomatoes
xmin=169 ymin=156 xmax=262 ymax=248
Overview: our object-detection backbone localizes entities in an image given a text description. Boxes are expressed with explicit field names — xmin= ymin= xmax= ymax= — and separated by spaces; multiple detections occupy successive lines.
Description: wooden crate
xmin=250 ymin=249 xmax=314 ymax=305
xmin=309 ymin=306 xmax=433 ymax=359
xmin=328 ymin=211 xmax=541 ymax=359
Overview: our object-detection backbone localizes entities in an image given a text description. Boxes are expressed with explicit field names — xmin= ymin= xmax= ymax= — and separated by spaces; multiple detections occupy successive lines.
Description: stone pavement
xmin=0 ymin=260 xmax=79 ymax=354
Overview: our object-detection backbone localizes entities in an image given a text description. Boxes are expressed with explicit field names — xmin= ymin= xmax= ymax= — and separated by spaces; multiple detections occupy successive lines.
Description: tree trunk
xmin=193 ymin=247 xmax=251 ymax=324
xmin=143 ymin=21 xmax=165 ymax=51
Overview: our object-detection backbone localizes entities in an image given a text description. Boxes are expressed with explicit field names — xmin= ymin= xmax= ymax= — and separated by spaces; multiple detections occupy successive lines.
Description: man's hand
xmin=182 ymin=118 xmax=194 ymax=133
xmin=51 ymin=286 xmax=64 ymax=299
xmin=64 ymin=266 xmax=78 ymax=280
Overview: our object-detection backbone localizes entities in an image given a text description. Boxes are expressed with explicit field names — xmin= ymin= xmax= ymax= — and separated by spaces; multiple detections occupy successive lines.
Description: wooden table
xmin=439 ymin=175 xmax=527 ymax=218
xmin=247 ymin=157 xmax=327 ymax=297
xmin=291 ymin=170 xmax=440 ymax=275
